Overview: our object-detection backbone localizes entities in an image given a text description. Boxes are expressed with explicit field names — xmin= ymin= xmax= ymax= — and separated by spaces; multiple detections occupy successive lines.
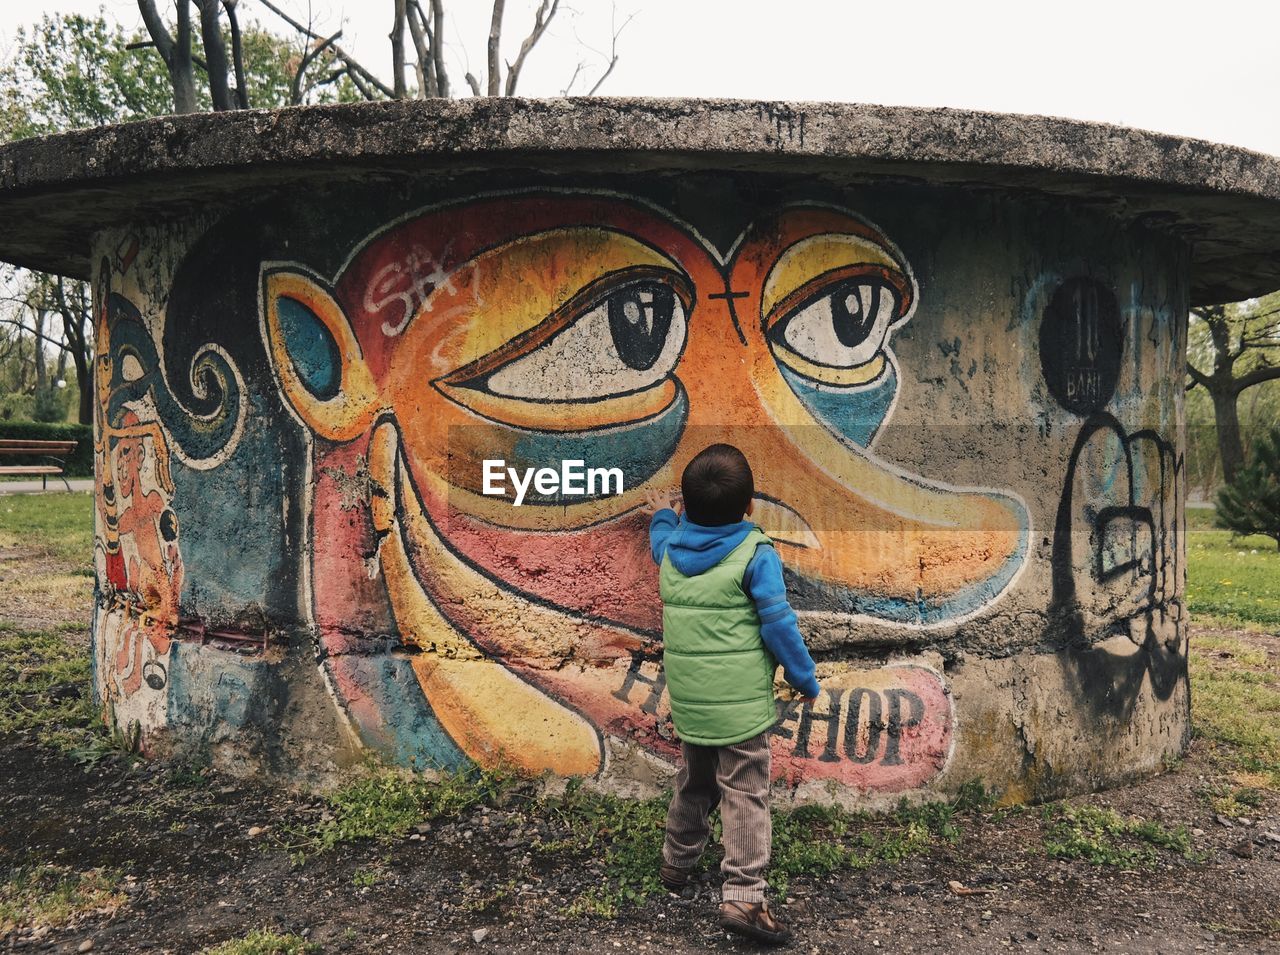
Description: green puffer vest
xmin=660 ymin=527 xmax=778 ymax=746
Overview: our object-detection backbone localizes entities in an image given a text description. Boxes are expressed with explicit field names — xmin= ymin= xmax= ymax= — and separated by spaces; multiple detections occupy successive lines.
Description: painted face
xmin=93 ymin=288 xmax=184 ymax=705
xmin=263 ymin=194 xmax=1027 ymax=786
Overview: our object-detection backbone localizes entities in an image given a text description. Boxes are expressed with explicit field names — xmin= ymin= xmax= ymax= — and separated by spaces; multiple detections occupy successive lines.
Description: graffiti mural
xmin=85 ymin=180 xmax=1194 ymax=799
xmin=1040 ymin=276 xmax=1188 ymax=719
xmin=256 ymin=193 xmax=1030 ymax=789
xmin=92 ymin=245 xmax=248 ymax=731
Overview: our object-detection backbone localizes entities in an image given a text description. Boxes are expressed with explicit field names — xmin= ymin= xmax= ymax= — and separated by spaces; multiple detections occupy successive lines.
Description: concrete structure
xmin=3 ymin=99 xmax=1279 ymax=804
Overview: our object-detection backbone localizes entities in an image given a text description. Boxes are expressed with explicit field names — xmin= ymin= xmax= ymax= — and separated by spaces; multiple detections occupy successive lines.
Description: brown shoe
xmin=719 ymin=899 xmax=792 ymax=945
xmin=659 ymin=862 xmax=693 ymax=893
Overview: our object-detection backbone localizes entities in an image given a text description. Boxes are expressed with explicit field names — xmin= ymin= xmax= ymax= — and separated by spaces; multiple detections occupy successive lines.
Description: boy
xmin=645 ymin=443 xmax=821 ymax=945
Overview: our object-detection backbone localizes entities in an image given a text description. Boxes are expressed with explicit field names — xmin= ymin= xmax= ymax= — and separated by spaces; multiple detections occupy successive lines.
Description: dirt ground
xmin=2 ymin=633 xmax=1279 ymax=954
xmin=2 ymin=499 xmax=1278 ymax=954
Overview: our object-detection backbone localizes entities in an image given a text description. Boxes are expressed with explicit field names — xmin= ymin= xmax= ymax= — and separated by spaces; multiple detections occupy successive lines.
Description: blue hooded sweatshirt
xmin=649 ymin=509 xmax=822 ymax=699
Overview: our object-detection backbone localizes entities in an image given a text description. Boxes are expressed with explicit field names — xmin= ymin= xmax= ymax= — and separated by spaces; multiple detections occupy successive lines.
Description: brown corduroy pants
xmin=661 ymin=730 xmax=772 ymax=903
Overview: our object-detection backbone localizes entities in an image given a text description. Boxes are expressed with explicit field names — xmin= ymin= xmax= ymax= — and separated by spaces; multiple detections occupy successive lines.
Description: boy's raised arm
xmin=644 ymin=489 xmax=681 ymax=564
xmin=744 ymin=545 xmax=822 ymax=699
xmin=648 ymin=508 xmax=679 ymax=563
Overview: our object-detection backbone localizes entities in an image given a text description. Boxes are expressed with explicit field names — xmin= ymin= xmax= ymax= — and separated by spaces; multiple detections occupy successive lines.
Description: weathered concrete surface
xmin=0 ymin=98 xmax=1279 ymax=302
xmin=80 ymin=132 xmax=1203 ymax=805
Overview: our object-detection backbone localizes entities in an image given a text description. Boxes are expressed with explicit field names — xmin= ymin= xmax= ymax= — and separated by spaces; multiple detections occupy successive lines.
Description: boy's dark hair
xmin=681 ymin=444 xmax=754 ymax=526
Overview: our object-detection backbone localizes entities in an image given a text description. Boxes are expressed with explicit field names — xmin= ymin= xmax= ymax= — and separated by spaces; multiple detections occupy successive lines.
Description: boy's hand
xmin=642 ymin=488 xmax=680 ymax=515
xmin=796 ymin=696 xmax=819 ymax=706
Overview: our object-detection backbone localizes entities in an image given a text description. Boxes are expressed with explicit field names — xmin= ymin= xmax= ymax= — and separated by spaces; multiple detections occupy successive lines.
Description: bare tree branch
xmin=391 ymin=0 xmax=409 ymax=98
xmin=504 ymin=0 xmax=558 ymax=96
xmin=130 ymin=41 xmax=210 ymax=74
xmin=135 ymin=0 xmax=174 ymax=63
xmin=587 ymin=9 xmax=634 ymax=95
xmin=223 ymin=0 xmax=250 ymax=108
xmin=406 ymin=0 xmax=433 ymax=97
xmin=586 ymin=53 xmax=618 ymax=95
xmin=52 ymin=274 xmax=93 ymax=424
xmin=259 ymin=0 xmax=396 ymax=99
xmin=560 ymin=61 xmax=584 ymax=96
xmin=291 ymin=30 xmax=343 ymax=105
xmin=345 ymin=66 xmax=377 ymax=101
xmin=464 ymin=71 xmax=482 ymax=96
xmin=194 ymin=0 xmax=235 ymax=110
xmin=1234 ymin=364 xmax=1280 ymax=393
xmin=486 ymin=0 xmax=505 ymax=96
xmin=0 ymin=316 xmax=68 ymax=352
xmin=137 ymin=0 xmax=198 ymax=113
xmin=430 ymin=0 xmax=450 ymax=97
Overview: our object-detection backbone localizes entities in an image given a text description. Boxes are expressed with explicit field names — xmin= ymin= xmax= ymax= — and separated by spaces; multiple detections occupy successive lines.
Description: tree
xmin=136 ymin=0 xmax=255 ymax=112
xmin=1216 ymin=425 xmax=1280 ymax=550
xmin=1186 ymin=292 xmax=1280 ymax=484
xmin=0 ymin=267 xmax=91 ymax=423
xmin=0 ymin=13 xmax=173 ymax=139
xmin=0 ymin=11 xmax=332 ymax=424
xmin=256 ymin=0 xmax=629 ymax=104
xmin=134 ymin=1 xmax=360 ymax=112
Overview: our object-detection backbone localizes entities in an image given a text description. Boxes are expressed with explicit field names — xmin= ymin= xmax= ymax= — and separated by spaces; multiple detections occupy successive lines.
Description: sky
xmin=0 ymin=0 xmax=1278 ymax=158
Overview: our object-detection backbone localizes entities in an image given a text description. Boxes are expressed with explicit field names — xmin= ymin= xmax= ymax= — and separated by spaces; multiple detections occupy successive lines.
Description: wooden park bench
xmin=0 ymin=438 xmax=77 ymax=491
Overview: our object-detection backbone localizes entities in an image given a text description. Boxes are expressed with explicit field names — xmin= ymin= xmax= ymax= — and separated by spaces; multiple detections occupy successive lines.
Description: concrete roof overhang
xmin=1 ymin=98 xmax=1278 ymax=304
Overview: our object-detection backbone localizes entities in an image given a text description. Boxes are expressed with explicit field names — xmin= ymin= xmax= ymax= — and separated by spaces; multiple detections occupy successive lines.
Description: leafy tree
xmin=1185 ymin=370 xmax=1280 ymax=498
xmin=0 ymin=10 xmax=332 ymax=424
xmin=1187 ymin=292 xmax=1280 ymax=483
xmin=31 ymin=383 xmax=66 ymax=423
xmin=0 ymin=13 xmax=174 ymax=139
xmin=1216 ymin=425 xmax=1280 ymax=550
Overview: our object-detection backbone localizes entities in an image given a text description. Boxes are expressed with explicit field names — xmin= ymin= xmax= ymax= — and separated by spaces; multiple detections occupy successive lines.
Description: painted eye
xmin=770 ymin=276 xmax=900 ymax=370
xmin=606 ymin=281 xmax=678 ymax=371
xmin=477 ymin=275 xmax=688 ymax=402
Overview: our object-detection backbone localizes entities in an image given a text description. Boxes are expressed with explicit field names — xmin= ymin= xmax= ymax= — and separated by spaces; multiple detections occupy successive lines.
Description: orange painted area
xmin=263 ymin=194 xmax=1027 ymax=791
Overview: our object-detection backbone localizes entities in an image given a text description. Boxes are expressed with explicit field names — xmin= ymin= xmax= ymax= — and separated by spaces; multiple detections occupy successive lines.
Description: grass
xmin=0 ymin=495 xmax=132 ymax=762
xmin=199 ymin=928 xmax=318 ymax=955
xmin=0 ymin=491 xmax=94 ymax=567
xmin=0 ymin=865 xmax=126 ymax=935
xmin=0 ymin=491 xmax=1278 ymax=922
xmin=351 ymin=867 xmax=381 ymax=889
xmin=1041 ymin=804 xmax=1196 ymax=867
xmin=1186 ymin=507 xmax=1280 ymax=630
xmin=1197 ymin=779 xmax=1270 ymax=819
xmin=550 ymin=781 xmax=990 ymax=914
xmin=283 ymin=762 xmax=520 ymax=855
xmin=287 ymin=765 xmax=987 ymax=917
xmin=0 ymin=493 xmax=95 ymax=641
xmin=1190 ymin=633 xmax=1280 ymax=787
xmin=0 ymin=621 xmax=97 ymax=750
xmin=544 ymin=782 xmax=670 ymax=916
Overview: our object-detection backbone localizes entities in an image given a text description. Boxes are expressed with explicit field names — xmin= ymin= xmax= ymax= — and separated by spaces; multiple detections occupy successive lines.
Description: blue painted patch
xmin=507 ymin=384 xmax=688 ymax=502
xmin=780 ymin=362 xmax=897 ymax=448
xmin=165 ymin=642 xmax=255 ymax=735
xmin=336 ymin=655 xmax=468 ymax=772
xmin=177 ymin=393 xmax=302 ymax=617
xmin=277 ymin=295 xmax=341 ymax=400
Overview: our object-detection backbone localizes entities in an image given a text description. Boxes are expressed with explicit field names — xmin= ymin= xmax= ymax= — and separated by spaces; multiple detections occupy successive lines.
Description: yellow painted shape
xmin=769 ymin=349 xmax=887 ymax=387
xmin=428 ymin=229 xmax=686 ymax=375
xmin=760 ymin=233 xmax=906 ymax=320
xmin=367 ymin=423 xmax=603 ymax=775
xmin=436 ymin=377 xmax=677 ymax=433
xmin=409 ymin=655 xmax=601 ymax=776
xmin=390 ymin=443 xmax=646 ymax=664
xmin=262 ymin=268 xmax=381 ymax=442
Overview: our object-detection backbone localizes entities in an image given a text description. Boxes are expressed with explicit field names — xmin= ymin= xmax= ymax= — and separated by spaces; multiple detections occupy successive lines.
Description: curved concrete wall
xmin=91 ymin=172 xmax=1188 ymax=803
